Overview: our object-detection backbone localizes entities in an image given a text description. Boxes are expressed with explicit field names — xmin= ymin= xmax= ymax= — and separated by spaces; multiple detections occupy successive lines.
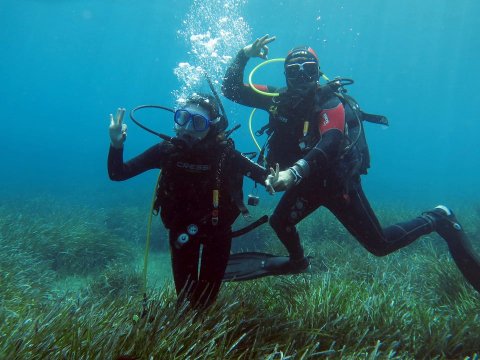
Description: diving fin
xmin=223 ymin=252 xmax=311 ymax=282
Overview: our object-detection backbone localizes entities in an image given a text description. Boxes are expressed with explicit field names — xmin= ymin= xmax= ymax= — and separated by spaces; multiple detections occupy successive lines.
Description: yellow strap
xmin=303 ymin=121 xmax=309 ymax=137
xmin=213 ymin=189 xmax=219 ymax=208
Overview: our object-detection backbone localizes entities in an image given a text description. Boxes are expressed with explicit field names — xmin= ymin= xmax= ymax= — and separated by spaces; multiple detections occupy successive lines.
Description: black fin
xmin=223 ymin=252 xmax=310 ymax=282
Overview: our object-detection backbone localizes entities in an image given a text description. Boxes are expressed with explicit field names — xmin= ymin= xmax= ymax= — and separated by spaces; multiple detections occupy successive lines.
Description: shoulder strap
xmin=337 ymin=93 xmax=389 ymax=126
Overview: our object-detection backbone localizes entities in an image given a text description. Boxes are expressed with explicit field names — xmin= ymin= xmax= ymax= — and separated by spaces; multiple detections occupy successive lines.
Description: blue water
xmin=1 ymin=0 xmax=479 ymax=210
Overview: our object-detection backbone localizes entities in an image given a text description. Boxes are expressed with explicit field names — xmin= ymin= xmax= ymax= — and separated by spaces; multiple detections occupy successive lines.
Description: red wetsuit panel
xmin=318 ymin=103 xmax=345 ymax=134
xmin=243 ymin=83 xmax=269 ymax=92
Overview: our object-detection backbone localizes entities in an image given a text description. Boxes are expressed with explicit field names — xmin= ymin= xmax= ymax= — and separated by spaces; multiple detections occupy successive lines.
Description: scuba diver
xmin=107 ymin=92 xmax=268 ymax=309
xmin=220 ymin=34 xmax=480 ymax=294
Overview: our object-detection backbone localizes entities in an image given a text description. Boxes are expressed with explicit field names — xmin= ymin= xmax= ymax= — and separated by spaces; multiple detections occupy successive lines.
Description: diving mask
xmin=173 ymin=106 xmax=213 ymax=147
xmin=174 ymin=109 xmax=213 ymax=132
xmin=285 ymin=61 xmax=319 ymax=86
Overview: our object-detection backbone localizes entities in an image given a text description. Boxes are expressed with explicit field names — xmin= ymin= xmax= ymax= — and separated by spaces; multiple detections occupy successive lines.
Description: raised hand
xmin=265 ymin=163 xmax=279 ymax=194
xmin=243 ymin=34 xmax=276 ymax=59
xmin=265 ymin=163 xmax=296 ymax=194
xmin=109 ymin=108 xmax=127 ymax=149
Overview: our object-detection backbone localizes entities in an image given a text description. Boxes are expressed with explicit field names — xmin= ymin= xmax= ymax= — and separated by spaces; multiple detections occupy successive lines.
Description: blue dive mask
xmin=174 ymin=109 xmax=213 ymax=132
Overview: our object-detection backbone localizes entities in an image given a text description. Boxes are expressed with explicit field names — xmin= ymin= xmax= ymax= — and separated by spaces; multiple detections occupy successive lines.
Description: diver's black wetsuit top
xmin=109 ymin=140 xmax=266 ymax=229
xmin=108 ymin=139 xmax=267 ymax=307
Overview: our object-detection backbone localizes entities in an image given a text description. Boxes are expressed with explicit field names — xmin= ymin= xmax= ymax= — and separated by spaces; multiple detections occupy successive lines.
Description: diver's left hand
xmin=265 ymin=163 xmax=294 ymax=194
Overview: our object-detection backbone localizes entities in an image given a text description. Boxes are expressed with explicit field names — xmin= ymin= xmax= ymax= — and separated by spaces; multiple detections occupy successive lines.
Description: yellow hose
xmin=142 ymin=172 xmax=162 ymax=293
xmin=248 ymin=108 xmax=262 ymax=151
xmin=247 ymin=58 xmax=284 ymax=97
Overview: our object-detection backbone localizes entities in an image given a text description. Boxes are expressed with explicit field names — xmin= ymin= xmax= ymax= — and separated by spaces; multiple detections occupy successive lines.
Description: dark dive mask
xmin=285 ymin=61 xmax=319 ymax=85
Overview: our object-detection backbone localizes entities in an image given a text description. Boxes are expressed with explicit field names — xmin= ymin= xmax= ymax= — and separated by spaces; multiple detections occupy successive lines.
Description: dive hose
xmin=248 ymin=109 xmax=261 ymax=151
xmin=231 ymin=215 xmax=268 ymax=238
xmin=248 ymin=58 xmax=283 ymax=97
xmin=129 ymin=105 xmax=175 ymax=142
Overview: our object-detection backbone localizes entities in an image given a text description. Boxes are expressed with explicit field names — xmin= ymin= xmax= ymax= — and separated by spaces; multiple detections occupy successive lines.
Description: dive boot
xmin=423 ymin=205 xmax=464 ymax=242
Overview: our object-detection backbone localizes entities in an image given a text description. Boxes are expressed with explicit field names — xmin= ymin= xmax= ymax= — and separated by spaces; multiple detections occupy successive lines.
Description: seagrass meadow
xmin=0 ymin=197 xmax=479 ymax=359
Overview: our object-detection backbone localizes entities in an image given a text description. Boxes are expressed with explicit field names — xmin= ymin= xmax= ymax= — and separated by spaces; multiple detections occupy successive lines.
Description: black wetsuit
xmin=221 ymin=50 xmax=442 ymax=261
xmin=108 ymin=139 xmax=266 ymax=307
